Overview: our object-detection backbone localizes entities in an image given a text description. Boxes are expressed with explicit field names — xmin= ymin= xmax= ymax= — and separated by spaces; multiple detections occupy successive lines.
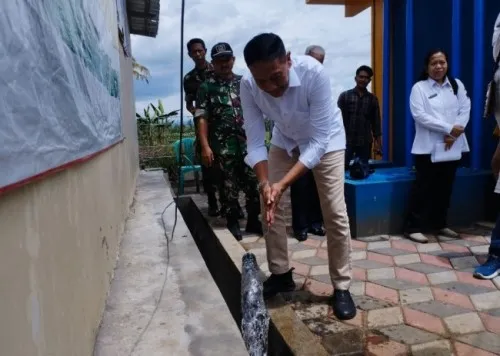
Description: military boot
xmin=226 ymin=211 xmax=242 ymax=241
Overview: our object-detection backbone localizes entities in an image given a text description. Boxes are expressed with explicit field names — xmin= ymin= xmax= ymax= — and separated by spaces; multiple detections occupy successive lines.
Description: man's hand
xmin=444 ymin=136 xmax=455 ymax=151
xmin=201 ymin=145 xmax=214 ymax=167
xmin=450 ymin=125 xmax=465 ymax=138
xmin=265 ymin=182 xmax=286 ymax=226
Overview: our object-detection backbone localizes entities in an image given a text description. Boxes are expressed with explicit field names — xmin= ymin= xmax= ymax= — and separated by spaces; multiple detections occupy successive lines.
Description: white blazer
xmin=409 ymin=77 xmax=471 ymax=155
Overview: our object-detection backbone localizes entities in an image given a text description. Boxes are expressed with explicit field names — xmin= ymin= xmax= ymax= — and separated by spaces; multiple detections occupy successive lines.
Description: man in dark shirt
xmin=184 ymin=38 xmax=242 ymax=218
xmin=337 ymin=65 xmax=382 ymax=168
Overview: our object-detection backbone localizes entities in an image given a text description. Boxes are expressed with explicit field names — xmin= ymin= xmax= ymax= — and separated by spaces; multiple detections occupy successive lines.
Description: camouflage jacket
xmin=195 ymin=74 xmax=247 ymax=156
xmin=183 ymin=62 xmax=214 ymax=111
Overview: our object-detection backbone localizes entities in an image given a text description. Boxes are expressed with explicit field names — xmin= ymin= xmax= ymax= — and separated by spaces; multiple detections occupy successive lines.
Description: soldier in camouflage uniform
xmin=194 ymin=42 xmax=263 ymax=240
xmin=183 ymin=38 xmax=244 ymax=219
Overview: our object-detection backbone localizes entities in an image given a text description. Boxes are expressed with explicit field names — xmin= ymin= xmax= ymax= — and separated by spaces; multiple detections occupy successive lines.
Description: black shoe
xmin=207 ymin=196 xmax=219 ymax=217
xmin=245 ymin=215 xmax=264 ymax=236
xmin=227 ymin=219 xmax=242 ymax=241
xmin=308 ymin=226 xmax=325 ymax=236
xmin=293 ymin=230 xmax=308 ymax=242
xmin=263 ymin=268 xmax=296 ymax=299
xmin=331 ymin=290 xmax=356 ymax=320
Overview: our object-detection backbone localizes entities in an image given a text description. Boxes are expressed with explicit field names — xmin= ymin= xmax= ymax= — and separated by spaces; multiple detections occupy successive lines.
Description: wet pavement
xmin=190 ymin=190 xmax=500 ymax=355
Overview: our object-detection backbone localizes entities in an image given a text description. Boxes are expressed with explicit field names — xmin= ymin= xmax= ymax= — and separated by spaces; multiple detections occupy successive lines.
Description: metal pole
xmin=471 ymin=0 xmax=485 ymax=170
xmin=404 ymin=0 xmax=414 ymax=168
xmin=382 ymin=0 xmax=391 ymax=161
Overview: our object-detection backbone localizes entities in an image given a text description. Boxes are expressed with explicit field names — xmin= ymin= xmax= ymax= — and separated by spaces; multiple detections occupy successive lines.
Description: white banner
xmin=0 ymin=0 xmax=123 ymax=191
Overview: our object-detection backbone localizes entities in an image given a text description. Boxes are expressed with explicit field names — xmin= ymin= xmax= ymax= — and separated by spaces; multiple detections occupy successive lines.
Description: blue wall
xmin=388 ymin=0 xmax=500 ymax=169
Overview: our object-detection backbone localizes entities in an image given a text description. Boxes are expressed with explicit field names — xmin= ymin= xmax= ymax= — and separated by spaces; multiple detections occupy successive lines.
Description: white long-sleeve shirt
xmin=409 ymin=77 xmax=471 ymax=154
xmin=240 ymin=55 xmax=345 ymax=170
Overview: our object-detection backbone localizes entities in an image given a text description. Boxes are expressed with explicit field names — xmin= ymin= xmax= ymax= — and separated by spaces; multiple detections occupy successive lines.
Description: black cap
xmin=211 ymin=42 xmax=233 ymax=59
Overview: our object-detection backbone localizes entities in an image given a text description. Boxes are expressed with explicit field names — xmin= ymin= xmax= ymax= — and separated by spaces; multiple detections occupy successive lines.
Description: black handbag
xmin=484 ymin=51 xmax=500 ymax=118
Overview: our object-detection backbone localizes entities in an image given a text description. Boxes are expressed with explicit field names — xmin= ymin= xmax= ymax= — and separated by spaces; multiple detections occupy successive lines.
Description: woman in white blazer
xmin=474 ymin=13 xmax=500 ymax=280
xmin=404 ymin=49 xmax=471 ymax=243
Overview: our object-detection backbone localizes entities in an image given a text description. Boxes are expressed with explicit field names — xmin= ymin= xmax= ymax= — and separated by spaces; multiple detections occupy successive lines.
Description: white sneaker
xmin=439 ymin=228 xmax=459 ymax=238
xmin=407 ymin=232 xmax=428 ymax=243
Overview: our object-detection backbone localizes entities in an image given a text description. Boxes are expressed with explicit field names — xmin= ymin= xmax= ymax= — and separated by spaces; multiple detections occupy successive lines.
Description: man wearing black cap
xmin=194 ymin=42 xmax=263 ymax=240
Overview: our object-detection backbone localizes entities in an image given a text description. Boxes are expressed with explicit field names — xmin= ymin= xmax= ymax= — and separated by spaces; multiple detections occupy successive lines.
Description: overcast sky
xmin=131 ymin=0 xmax=371 ymax=116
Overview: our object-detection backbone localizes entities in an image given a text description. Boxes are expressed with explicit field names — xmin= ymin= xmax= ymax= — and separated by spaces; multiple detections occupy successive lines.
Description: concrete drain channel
xmin=176 ymin=197 xmax=294 ymax=356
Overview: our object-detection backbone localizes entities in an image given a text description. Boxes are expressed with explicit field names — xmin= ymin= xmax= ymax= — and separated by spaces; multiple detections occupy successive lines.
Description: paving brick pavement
xmin=190 ymin=191 xmax=500 ymax=355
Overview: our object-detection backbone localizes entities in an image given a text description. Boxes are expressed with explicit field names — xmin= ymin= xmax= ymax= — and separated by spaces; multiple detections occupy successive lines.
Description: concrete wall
xmin=0 ymin=33 xmax=138 ymax=356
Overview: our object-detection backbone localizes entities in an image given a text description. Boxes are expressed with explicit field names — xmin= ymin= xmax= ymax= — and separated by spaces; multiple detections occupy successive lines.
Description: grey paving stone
xmin=373 ymin=278 xmax=423 ymax=291
xmin=456 ymin=332 xmax=500 ymax=354
xmin=403 ymin=263 xmax=452 ymax=274
xmin=309 ymin=274 xmax=331 ymax=284
xmin=482 ymin=308 xmax=500 ymax=317
xmin=356 ymin=235 xmax=390 ymax=242
xmin=379 ymin=324 xmax=441 ymax=345
xmin=307 ymin=234 xmax=326 ymax=241
xmin=449 ymin=256 xmax=479 ymax=270
xmin=296 ymin=256 xmax=328 ymax=266
xmin=411 ymin=340 xmax=453 ymax=356
xmin=444 ymin=239 xmax=485 ymax=247
xmin=408 ymin=301 xmax=471 ymax=318
xmin=352 ymin=259 xmax=391 ymax=269
xmin=287 ymin=243 xmax=313 ymax=251
xmin=371 ymin=248 xmax=411 ymax=256
xmin=434 ymin=282 xmax=494 ymax=295
xmin=426 ymin=250 xmax=472 ymax=259
xmin=353 ymin=295 xmax=396 ymax=311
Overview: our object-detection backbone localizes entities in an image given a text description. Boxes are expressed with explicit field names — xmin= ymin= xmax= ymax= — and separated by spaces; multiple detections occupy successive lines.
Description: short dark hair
xmin=243 ymin=33 xmax=286 ymax=66
xmin=356 ymin=65 xmax=373 ymax=77
xmin=186 ymin=38 xmax=206 ymax=52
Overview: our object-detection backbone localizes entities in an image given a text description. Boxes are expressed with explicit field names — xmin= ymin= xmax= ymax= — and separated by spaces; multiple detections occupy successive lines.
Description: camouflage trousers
xmin=213 ymin=154 xmax=260 ymax=220
xmin=195 ymin=139 xmax=226 ymax=207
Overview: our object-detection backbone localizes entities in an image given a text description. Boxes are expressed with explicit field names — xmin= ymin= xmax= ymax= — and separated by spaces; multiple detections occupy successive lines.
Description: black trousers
xmin=405 ymin=154 xmax=459 ymax=233
xmin=290 ymin=170 xmax=323 ymax=233
xmin=201 ymin=164 xmax=220 ymax=203
xmin=345 ymin=143 xmax=372 ymax=168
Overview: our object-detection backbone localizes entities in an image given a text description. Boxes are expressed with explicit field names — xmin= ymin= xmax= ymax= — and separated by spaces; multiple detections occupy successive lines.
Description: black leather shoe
xmin=309 ymin=226 xmax=326 ymax=236
xmin=293 ymin=231 xmax=308 ymax=242
xmin=263 ymin=268 xmax=296 ymax=299
xmin=331 ymin=290 xmax=356 ymax=320
xmin=227 ymin=219 xmax=242 ymax=241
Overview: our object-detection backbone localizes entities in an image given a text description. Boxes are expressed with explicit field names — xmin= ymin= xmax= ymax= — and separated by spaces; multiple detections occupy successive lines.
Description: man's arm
xmin=337 ymin=92 xmax=348 ymax=129
xmin=371 ymin=96 xmax=382 ymax=139
xmin=279 ymin=68 xmax=335 ymax=189
xmin=240 ymin=78 xmax=268 ymax=184
xmin=493 ymin=12 xmax=500 ymax=62
xmin=194 ymin=82 xmax=212 ymax=164
xmin=183 ymin=75 xmax=196 ymax=115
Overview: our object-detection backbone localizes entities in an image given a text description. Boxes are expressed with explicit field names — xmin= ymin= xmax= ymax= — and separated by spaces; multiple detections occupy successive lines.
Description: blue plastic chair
xmin=172 ymin=137 xmax=201 ymax=194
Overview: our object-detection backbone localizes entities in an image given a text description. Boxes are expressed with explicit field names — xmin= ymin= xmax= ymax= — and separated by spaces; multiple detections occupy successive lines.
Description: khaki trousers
xmin=264 ymin=145 xmax=352 ymax=290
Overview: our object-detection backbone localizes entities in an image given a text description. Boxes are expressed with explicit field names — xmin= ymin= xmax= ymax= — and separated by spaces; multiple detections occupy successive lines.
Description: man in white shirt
xmin=305 ymin=45 xmax=325 ymax=64
xmin=241 ymin=33 xmax=355 ymax=320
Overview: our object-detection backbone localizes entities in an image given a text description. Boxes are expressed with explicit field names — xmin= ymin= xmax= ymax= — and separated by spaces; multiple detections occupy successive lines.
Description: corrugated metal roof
xmin=127 ymin=0 xmax=160 ymax=37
